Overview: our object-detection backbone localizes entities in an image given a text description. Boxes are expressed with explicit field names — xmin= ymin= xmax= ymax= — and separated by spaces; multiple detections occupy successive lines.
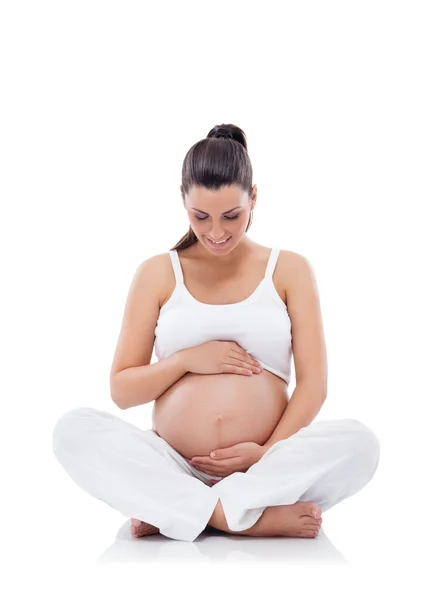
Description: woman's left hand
xmin=189 ymin=442 xmax=265 ymax=477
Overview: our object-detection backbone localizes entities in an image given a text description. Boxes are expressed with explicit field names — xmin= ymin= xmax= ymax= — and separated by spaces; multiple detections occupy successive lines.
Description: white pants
xmin=52 ymin=407 xmax=380 ymax=542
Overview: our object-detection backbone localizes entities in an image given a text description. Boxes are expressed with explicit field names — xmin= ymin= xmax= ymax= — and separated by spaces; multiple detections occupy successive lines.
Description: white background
xmin=1 ymin=0 xmax=437 ymax=596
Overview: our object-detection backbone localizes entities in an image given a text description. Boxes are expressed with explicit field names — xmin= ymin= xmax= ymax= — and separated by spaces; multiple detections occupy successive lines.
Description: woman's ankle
xmin=209 ymin=499 xmax=241 ymax=533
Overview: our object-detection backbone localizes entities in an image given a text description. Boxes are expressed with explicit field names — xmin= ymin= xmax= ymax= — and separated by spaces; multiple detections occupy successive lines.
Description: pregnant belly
xmin=152 ymin=369 xmax=289 ymax=460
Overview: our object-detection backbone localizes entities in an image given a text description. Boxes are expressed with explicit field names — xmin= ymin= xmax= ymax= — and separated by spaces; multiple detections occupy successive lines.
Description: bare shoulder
xmin=134 ymin=253 xmax=167 ymax=284
xmin=280 ymin=249 xmax=311 ymax=271
xmin=278 ymin=249 xmax=327 ymax=394
xmin=279 ymin=248 xmax=311 ymax=278
xmin=122 ymin=252 xmax=172 ymax=311
xmin=142 ymin=251 xmax=172 ymax=272
xmin=279 ymin=249 xmax=317 ymax=304
xmin=142 ymin=251 xmax=174 ymax=307
xmin=109 ymin=252 xmax=171 ymax=381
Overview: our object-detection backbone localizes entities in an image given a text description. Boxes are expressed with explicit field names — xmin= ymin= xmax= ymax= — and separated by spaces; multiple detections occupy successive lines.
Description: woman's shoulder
xmin=278 ymin=247 xmax=309 ymax=266
xmin=138 ymin=251 xmax=172 ymax=270
xmin=134 ymin=252 xmax=175 ymax=304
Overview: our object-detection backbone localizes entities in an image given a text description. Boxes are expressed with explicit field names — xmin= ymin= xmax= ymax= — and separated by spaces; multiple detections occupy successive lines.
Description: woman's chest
xmin=183 ymin=271 xmax=287 ymax=306
xmin=161 ymin=250 xmax=288 ymax=308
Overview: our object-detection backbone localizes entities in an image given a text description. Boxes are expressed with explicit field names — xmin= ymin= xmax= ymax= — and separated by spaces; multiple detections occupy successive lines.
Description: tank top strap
xmin=169 ymin=247 xmax=280 ymax=285
xmin=265 ymin=247 xmax=281 ymax=279
xmin=169 ymin=250 xmax=184 ymax=285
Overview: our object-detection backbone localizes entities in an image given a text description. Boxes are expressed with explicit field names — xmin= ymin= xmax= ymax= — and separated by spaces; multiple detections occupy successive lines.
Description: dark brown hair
xmin=170 ymin=123 xmax=254 ymax=251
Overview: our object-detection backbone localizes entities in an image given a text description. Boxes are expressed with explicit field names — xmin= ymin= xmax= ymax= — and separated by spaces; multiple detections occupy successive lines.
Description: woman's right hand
xmin=181 ymin=341 xmax=263 ymax=376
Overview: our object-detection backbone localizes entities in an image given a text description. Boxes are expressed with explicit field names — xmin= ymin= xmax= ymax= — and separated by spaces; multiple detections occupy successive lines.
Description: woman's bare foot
xmin=248 ymin=501 xmax=323 ymax=538
xmin=131 ymin=518 xmax=160 ymax=538
xmin=218 ymin=500 xmax=323 ymax=538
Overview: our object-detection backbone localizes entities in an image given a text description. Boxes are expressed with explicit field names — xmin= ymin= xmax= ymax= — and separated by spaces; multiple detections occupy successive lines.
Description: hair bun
xmin=206 ymin=123 xmax=248 ymax=150
xmin=212 ymin=127 xmax=234 ymax=140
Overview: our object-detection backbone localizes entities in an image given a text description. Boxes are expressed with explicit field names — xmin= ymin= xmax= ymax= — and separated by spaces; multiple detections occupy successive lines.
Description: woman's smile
xmin=206 ymin=236 xmax=232 ymax=249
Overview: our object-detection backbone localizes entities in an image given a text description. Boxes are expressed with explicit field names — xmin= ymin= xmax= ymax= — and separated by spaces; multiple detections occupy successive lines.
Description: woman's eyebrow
xmin=190 ymin=206 xmax=241 ymax=215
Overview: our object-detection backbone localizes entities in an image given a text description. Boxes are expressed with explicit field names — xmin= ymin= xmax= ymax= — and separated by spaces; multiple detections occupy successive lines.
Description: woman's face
xmin=182 ymin=184 xmax=256 ymax=253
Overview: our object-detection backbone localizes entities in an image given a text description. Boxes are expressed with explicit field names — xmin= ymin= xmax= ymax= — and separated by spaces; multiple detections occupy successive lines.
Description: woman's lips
xmin=206 ymin=236 xmax=231 ymax=249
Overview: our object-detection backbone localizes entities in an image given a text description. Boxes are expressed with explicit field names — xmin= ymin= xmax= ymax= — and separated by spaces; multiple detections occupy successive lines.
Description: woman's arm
xmin=111 ymin=350 xmax=188 ymax=409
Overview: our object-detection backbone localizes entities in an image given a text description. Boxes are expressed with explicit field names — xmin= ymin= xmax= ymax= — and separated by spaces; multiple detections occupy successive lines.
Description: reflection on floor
xmin=96 ymin=519 xmax=349 ymax=565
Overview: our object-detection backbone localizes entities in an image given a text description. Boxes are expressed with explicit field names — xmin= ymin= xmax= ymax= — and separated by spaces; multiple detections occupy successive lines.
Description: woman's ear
xmin=251 ymin=184 xmax=258 ymax=208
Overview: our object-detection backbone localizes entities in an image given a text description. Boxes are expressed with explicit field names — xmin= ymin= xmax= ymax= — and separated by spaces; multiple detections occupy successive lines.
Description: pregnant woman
xmin=52 ymin=124 xmax=380 ymax=543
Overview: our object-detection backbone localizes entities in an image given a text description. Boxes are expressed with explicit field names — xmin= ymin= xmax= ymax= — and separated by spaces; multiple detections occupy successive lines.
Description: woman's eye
xmin=194 ymin=214 xmax=239 ymax=221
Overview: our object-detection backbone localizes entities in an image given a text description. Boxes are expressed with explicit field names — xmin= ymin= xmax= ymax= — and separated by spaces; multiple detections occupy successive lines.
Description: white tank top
xmin=154 ymin=247 xmax=293 ymax=386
